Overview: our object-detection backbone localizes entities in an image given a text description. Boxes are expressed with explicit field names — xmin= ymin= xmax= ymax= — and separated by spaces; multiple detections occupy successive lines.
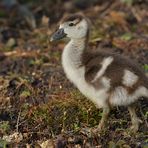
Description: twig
xmin=16 ymin=109 xmax=21 ymax=133
xmin=1 ymin=50 xmax=40 ymax=57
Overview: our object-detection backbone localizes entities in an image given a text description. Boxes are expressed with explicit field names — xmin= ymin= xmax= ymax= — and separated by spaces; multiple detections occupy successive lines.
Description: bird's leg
xmin=80 ymin=106 xmax=110 ymax=136
xmin=98 ymin=107 xmax=110 ymax=130
xmin=128 ymin=104 xmax=142 ymax=133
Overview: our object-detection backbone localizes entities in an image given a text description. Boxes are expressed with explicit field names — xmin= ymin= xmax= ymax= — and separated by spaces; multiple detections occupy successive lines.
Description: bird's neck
xmin=62 ymin=37 xmax=88 ymax=68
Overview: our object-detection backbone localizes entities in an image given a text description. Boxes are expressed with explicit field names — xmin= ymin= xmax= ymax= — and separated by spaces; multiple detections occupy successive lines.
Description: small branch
xmin=0 ymin=50 xmax=40 ymax=58
xmin=16 ymin=109 xmax=21 ymax=133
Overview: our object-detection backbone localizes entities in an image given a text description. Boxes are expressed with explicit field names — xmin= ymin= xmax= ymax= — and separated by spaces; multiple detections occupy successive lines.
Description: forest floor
xmin=0 ymin=0 xmax=148 ymax=147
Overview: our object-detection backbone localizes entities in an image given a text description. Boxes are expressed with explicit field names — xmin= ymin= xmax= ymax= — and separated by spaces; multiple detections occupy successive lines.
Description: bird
xmin=50 ymin=13 xmax=148 ymax=133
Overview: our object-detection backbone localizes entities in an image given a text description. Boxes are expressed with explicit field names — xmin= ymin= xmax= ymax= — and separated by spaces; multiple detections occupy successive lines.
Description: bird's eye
xmin=69 ymin=23 xmax=74 ymax=26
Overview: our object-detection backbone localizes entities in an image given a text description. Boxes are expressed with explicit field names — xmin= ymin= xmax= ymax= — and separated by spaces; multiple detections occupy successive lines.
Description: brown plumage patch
xmin=82 ymin=50 xmax=148 ymax=96
xmin=82 ymin=51 xmax=105 ymax=84
xmin=61 ymin=14 xmax=83 ymax=25
xmin=104 ymin=54 xmax=148 ymax=94
xmin=126 ymin=78 xmax=147 ymax=95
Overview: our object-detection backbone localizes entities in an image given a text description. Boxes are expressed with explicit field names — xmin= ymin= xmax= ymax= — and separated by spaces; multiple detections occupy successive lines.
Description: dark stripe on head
xmin=61 ymin=14 xmax=84 ymax=24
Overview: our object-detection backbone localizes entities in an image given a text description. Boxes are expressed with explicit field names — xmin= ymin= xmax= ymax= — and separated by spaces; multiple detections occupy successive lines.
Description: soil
xmin=0 ymin=0 xmax=147 ymax=147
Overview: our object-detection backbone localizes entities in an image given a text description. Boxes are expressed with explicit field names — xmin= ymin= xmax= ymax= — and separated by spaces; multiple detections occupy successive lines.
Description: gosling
xmin=50 ymin=13 xmax=148 ymax=133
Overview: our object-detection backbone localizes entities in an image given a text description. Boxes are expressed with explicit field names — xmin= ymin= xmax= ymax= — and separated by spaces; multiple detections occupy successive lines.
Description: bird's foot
xmin=80 ymin=127 xmax=93 ymax=137
xmin=80 ymin=124 xmax=105 ymax=137
xmin=129 ymin=118 xmax=142 ymax=133
xmin=98 ymin=122 xmax=105 ymax=130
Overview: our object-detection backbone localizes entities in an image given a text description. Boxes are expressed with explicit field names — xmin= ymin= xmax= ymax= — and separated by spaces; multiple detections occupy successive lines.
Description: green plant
xmin=0 ymin=121 xmax=10 ymax=134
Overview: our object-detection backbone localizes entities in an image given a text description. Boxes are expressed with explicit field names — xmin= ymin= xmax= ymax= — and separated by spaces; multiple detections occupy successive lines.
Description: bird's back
xmin=82 ymin=50 xmax=148 ymax=104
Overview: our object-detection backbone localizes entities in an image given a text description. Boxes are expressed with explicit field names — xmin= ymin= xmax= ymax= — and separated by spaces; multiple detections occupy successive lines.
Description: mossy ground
xmin=0 ymin=0 xmax=148 ymax=147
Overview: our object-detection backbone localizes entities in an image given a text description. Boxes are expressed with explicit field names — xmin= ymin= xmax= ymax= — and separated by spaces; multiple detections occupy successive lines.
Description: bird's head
xmin=50 ymin=14 xmax=89 ymax=41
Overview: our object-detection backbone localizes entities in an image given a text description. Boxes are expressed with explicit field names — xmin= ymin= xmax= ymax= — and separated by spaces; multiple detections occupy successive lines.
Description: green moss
xmin=121 ymin=0 xmax=133 ymax=5
xmin=0 ymin=121 xmax=10 ymax=134
xmin=28 ymin=58 xmax=43 ymax=66
xmin=23 ymin=90 xmax=101 ymax=135
xmin=0 ymin=10 xmax=7 ymax=17
xmin=0 ymin=139 xmax=7 ymax=148
xmin=20 ymin=90 xmax=31 ymax=98
xmin=143 ymin=64 xmax=148 ymax=72
xmin=120 ymin=33 xmax=133 ymax=41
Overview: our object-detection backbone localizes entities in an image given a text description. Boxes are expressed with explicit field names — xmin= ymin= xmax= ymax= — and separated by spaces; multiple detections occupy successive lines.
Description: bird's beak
xmin=50 ymin=28 xmax=66 ymax=41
